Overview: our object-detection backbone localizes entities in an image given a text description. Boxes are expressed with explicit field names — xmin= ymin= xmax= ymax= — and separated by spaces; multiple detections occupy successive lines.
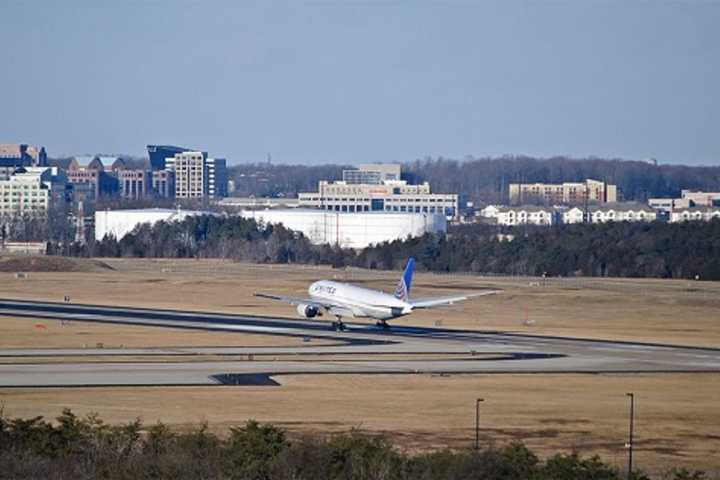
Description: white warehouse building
xmin=240 ymin=209 xmax=446 ymax=249
xmin=95 ymin=208 xmax=210 ymax=241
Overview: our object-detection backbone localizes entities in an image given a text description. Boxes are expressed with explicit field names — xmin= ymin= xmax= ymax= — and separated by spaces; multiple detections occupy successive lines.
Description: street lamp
xmin=626 ymin=393 xmax=635 ymax=479
xmin=475 ymin=398 xmax=484 ymax=451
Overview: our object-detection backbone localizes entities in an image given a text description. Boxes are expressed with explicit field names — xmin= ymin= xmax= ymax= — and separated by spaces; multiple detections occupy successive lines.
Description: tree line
xmin=228 ymin=156 xmax=720 ymax=204
xmin=0 ymin=409 xmax=709 ymax=480
xmin=81 ymin=215 xmax=720 ymax=281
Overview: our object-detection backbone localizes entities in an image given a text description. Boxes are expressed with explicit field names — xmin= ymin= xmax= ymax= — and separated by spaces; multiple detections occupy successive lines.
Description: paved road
xmin=1 ymin=298 xmax=719 ymax=387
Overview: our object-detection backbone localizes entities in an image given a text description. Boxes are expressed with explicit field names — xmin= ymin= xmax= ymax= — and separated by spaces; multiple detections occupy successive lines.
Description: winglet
xmin=394 ymin=257 xmax=415 ymax=301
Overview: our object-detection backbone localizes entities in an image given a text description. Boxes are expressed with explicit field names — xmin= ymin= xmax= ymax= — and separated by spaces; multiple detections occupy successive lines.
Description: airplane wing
xmin=409 ymin=290 xmax=500 ymax=309
xmin=254 ymin=293 xmax=335 ymax=309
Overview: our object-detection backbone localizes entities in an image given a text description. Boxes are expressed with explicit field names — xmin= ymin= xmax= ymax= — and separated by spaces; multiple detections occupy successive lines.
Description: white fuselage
xmin=309 ymin=280 xmax=412 ymax=320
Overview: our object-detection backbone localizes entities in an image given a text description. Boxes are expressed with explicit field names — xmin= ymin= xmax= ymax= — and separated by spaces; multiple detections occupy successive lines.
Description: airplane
xmin=255 ymin=257 xmax=499 ymax=331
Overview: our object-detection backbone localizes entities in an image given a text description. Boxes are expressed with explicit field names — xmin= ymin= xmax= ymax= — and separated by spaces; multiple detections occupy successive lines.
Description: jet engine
xmin=297 ymin=303 xmax=320 ymax=318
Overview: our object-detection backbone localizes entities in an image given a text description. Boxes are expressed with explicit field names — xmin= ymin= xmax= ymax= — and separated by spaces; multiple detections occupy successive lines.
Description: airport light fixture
xmin=625 ymin=393 xmax=635 ymax=480
xmin=475 ymin=398 xmax=484 ymax=451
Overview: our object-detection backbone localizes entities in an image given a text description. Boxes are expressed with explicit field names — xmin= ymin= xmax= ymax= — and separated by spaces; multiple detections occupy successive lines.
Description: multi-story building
xmin=0 ymin=144 xmax=48 ymax=179
xmin=165 ymin=151 xmax=228 ymax=199
xmin=147 ymin=145 xmax=192 ymax=171
xmin=151 ymin=169 xmax=175 ymax=198
xmin=648 ymin=191 xmax=719 ymax=215
xmin=563 ymin=203 xmax=657 ymax=224
xmin=680 ymin=190 xmax=720 ymax=207
xmin=648 ymin=198 xmax=687 ymax=212
xmin=168 ymin=151 xmax=208 ymax=199
xmin=54 ymin=156 xmax=119 ymax=201
xmin=116 ymin=168 xmax=151 ymax=200
xmin=669 ymin=207 xmax=720 ymax=223
xmin=0 ymin=167 xmax=68 ymax=216
xmin=342 ymin=164 xmax=401 ymax=184
xmin=206 ymin=157 xmax=228 ymax=198
xmin=299 ymin=180 xmax=458 ymax=218
xmin=494 ymin=206 xmax=557 ymax=226
xmin=509 ymin=179 xmax=617 ymax=206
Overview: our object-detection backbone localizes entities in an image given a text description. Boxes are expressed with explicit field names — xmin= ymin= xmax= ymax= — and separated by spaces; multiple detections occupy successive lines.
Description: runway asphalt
xmin=1 ymin=298 xmax=719 ymax=387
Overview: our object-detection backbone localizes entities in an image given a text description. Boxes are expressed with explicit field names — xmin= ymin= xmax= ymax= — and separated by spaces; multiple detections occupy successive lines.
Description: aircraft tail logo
xmin=394 ymin=257 xmax=415 ymax=301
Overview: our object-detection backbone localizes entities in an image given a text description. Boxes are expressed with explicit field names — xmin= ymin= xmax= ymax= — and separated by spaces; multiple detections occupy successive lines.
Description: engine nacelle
xmin=297 ymin=303 xmax=320 ymax=318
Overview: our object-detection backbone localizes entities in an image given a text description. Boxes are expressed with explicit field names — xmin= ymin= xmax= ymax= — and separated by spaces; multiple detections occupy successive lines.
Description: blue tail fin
xmin=394 ymin=257 xmax=415 ymax=301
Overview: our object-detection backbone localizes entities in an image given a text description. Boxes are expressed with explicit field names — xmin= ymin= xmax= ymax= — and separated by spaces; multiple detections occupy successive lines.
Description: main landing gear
xmin=331 ymin=316 xmax=347 ymax=332
xmin=376 ymin=320 xmax=390 ymax=330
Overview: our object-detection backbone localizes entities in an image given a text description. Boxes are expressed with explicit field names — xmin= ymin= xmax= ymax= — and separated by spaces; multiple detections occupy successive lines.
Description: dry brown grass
xmin=0 ymin=317 xmax=332 ymax=349
xmin=1 ymin=258 xmax=720 ymax=474
xmin=1 ymin=373 xmax=718 ymax=474
xmin=1 ymin=258 xmax=719 ymax=347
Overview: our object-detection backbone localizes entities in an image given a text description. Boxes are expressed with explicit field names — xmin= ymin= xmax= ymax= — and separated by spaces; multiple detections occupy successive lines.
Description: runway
xmin=1 ymin=298 xmax=719 ymax=387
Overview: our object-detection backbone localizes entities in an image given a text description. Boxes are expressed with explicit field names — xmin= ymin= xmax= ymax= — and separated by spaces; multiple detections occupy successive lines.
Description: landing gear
xmin=331 ymin=316 xmax=347 ymax=332
xmin=376 ymin=320 xmax=390 ymax=330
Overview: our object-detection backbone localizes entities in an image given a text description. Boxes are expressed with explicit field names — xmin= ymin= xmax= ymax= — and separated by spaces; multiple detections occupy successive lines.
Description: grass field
xmin=1 ymin=257 xmax=719 ymax=475
xmin=2 ymin=374 xmax=718 ymax=474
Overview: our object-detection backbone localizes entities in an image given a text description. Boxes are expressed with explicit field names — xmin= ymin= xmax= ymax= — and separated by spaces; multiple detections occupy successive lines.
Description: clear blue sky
xmin=1 ymin=1 xmax=718 ymax=165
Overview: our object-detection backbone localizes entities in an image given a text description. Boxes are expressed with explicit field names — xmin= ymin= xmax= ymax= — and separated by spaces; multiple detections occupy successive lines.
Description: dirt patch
xmin=0 ymin=256 xmax=114 ymax=273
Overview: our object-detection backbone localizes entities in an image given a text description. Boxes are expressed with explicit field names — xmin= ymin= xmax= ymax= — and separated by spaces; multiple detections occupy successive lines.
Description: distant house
xmin=588 ymin=203 xmax=657 ymax=223
xmin=669 ymin=207 xmax=720 ymax=223
xmin=495 ymin=206 xmax=556 ymax=226
xmin=478 ymin=205 xmax=501 ymax=219
xmin=563 ymin=204 xmax=656 ymax=224
xmin=562 ymin=207 xmax=585 ymax=224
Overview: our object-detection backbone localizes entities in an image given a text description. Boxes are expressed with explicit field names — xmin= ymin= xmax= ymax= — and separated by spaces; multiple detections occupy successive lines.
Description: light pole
xmin=626 ymin=393 xmax=635 ymax=480
xmin=475 ymin=398 xmax=484 ymax=451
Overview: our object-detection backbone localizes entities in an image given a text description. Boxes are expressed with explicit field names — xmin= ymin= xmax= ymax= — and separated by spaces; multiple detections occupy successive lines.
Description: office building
xmin=207 ymin=157 xmax=228 ymax=198
xmin=299 ymin=173 xmax=459 ymax=219
xmin=147 ymin=145 xmax=192 ymax=171
xmin=152 ymin=169 xmax=175 ymax=198
xmin=116 ymin=168 xmax=151 ymax=200
xmin=0 ymin=144 xmax=48 ymax=179
xmin=167 ymin=151 xmax=208 ymax=199
xmin=165 ymin=151 xmax=228 ymax=199
xmin=680 ymin=190 xmax=720 ymax=207
xmin=219 ymin=197 xmax=300 ymax=209
xmin=342 ymin=164 xmax=401 ymax=184
xmin=55 ymin=156 xmax=119 ymax=201
xmin=0 ymin=167 xmax=68 ymax=216
xmin=509 ymin=179 xmax=618 ymax=206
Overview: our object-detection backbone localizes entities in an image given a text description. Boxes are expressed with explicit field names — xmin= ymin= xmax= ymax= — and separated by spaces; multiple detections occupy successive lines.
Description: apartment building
xmin=494 ymin=206 xmax=557 ymax=226
xmin=563 ymin=203 xmax=657 ymax=224
xmin=509 ymin=179 xmax=617 ymax=206
xmin=669 ymin=207 xmax=720 ymax=223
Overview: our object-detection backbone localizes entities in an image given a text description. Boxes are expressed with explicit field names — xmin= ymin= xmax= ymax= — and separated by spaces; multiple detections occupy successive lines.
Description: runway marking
xmin=1 ymin=298 xmax=720 ymax=387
